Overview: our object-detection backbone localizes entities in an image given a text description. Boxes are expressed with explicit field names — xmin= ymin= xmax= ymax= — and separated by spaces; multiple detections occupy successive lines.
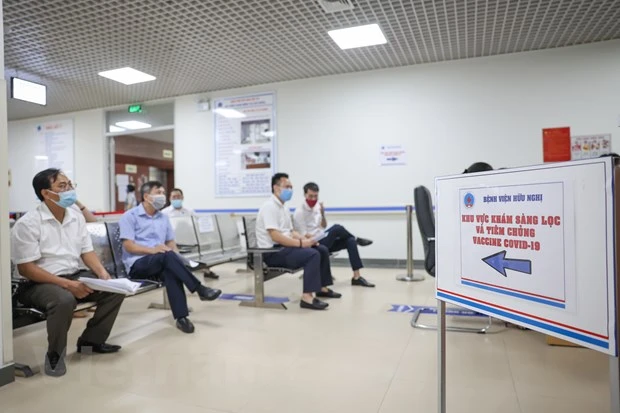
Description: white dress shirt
xmin=162 ymin=205 xmax=194 ymax=217
xmin=293 ymin=201 xmax=325 ymax=237
xmin=256 ymin=195 xmax=293 ymax=248
xmin=11 ymin=203 xmax=94 ymax=276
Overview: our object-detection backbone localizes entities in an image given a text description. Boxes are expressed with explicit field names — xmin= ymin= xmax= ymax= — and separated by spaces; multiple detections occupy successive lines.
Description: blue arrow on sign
xmin=482 ymin=250 xmax=531 ymax=277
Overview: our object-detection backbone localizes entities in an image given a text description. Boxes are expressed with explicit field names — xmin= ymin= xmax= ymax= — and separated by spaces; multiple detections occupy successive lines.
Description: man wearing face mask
xmin=293 ymin=182 xmax=375 ymax=288
xmin=256 ymin=173 xmax=339 ymax=310
xmin=11 ymin=168 xmax=125 ymax=377
xmin=162 ymin=188 xmax=194 ymax=217
xmin=119 ymin=181 xmax=222 ymax=333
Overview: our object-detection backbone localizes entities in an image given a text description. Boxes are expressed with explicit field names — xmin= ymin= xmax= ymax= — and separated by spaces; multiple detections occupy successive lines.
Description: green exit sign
xmin=128 ymin=104 xmax=143 ymax=113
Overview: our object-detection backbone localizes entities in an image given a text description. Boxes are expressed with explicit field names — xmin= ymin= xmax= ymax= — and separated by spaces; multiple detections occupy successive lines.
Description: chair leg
xmin=410 ymin=308 xmax=492 ymax=334
xmin=148 ymin=287 xmax=193 ymax=312
xmin=240 ymin=254 xmax=287 ymax=310
xmin=14 ymin=363 xmax=37 ymax=378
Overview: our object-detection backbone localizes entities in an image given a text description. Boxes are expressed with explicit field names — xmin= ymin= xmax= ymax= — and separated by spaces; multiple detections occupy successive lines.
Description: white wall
xmin=175 ymin=40 xmax=620 ymax=260
xmin=8 ymin=40 xmax=620 ymax=261
xmin=0 ymin=3 xmax=15 ymax=379
xmin=8 ymin=109 xmax=106 ymax=212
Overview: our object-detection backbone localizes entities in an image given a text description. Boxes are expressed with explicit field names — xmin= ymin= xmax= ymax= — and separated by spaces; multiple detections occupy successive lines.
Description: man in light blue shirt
xmin=119 ymin=181 xmax=222 ymax=334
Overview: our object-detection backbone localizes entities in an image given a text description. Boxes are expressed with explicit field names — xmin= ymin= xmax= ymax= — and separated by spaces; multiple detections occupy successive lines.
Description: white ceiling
xmin=4 ymin=0 xmax=620 ymax=121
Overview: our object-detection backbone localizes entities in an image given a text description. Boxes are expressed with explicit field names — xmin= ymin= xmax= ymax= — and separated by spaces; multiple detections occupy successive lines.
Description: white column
xmin=0 ymin=3 xmax=16 ymax=385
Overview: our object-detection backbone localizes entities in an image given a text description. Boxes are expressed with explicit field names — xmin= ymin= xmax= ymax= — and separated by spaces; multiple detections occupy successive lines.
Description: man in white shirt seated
xmin=257 ymin=173 xmax=340 ymax=310
xmin=294 ymin=182 xmax=375 ymax=288
xmin=162 ymin=188 xmax=194 ymax=217
xmin=11 ymin=168 xmax=125 ymax=377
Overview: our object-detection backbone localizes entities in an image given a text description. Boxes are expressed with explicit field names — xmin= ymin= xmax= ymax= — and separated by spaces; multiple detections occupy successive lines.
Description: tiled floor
xmin=1 ymin=264 xmax=610 ymax=413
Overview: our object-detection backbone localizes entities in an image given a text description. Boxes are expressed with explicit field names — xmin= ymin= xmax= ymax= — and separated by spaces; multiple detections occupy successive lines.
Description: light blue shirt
xmin=119 ymin=204 xmax=175 ymax=273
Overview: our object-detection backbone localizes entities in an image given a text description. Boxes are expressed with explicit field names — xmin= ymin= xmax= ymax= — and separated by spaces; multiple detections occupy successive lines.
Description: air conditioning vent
xmin=317 ymin=0 xmax=355 ymax=14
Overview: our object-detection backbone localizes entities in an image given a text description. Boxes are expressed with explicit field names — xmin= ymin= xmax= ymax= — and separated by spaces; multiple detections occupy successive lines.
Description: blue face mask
xmin=49 ymin=190 xmax=77 ymax=209
xmin=280 ymin=188 xmax=293 ymax=202
xmin=171 ymin=199 xmax=183 ymax=209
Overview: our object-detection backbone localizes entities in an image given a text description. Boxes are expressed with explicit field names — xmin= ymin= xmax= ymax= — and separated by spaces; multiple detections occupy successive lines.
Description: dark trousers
xmin=17 ymin=271 xmax=125 ymax=355
xmin=319 ymin=224 xmax=363 ymax=271
xmin=129 ymin=251 xmax=201 ymax=320
xmin=264 ymin=245 xmax=333 ymax=293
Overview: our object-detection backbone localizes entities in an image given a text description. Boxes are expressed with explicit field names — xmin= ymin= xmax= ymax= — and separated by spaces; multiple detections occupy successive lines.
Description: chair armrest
xmin=247 ymin=247 xmax=282 ymax=254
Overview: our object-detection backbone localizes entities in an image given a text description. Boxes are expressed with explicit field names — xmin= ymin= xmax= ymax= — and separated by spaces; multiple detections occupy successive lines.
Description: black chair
xmin=411 ymin=186 xmax=493 ymax=333
xmin=414 ymin=186 xmax=435 ymax=277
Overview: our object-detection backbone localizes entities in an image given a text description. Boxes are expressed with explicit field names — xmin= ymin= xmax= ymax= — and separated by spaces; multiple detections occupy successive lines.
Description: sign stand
xmin=434 ymin=158 xmax=619 ymax=412
xmin=610 ymin=356 xmax=620 ymax=412
xmin=437 ymin=299 xmax=446 ymax=413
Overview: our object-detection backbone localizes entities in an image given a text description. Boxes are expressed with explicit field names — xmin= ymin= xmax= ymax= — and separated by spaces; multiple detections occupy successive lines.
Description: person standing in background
xmin=125 ymin=184 xmax=137 ymax=210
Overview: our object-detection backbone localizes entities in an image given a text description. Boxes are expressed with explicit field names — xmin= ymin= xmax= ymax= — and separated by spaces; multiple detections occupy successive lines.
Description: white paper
xmin=198 ymin=215 xmax=215 ymax=233
xmin=380 ymin=144 xmax=407 ymax=166
xmin=79 ymin=277 xmax=142 ymax=295
xmin=116 ymin=174 xmax=129 ymax=202
xmin=312 ymin=231 xmax=329 ymax=243
xmin=34 ymin=119 xmax=74 ymax=179
xmin=174 ymin=252 xmax=200 ymax=268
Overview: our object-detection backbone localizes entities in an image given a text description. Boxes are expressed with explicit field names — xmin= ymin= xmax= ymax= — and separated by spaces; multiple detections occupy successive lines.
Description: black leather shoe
xmin=316 ymin=288 xmax=342 ymax=299
xmin=300 ymin=298 xmax=329 ymax=310
xmin=356 ymin=237 xmax=373 ymax=247
xmin=352 ymin=276 xmax=375 ymax=287
xmin=197 ymin=285 xmax=222 ymax=301
xmin=77 ymin=339 xmax=122 ymax=354
xmin=176 ymin=317 xmax=195 ymax=334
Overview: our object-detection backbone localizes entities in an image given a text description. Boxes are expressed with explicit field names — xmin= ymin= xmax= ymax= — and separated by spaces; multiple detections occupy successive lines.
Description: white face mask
xmin=149 ymin=194 xmax=166 ymax=210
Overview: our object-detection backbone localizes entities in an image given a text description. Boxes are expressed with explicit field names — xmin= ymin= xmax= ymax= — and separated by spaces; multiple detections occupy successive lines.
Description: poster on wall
xmin=571 ymin=134 xmax=611 ymax=160
xmin=34 ymin=119 xmax=74 ymax=179
xmin=542 ymin=127 xmax=571 ymax=163
xmin=213 ymin=92 xmax=276 ymax=197
xmin=379 ymin=144 xmax=407 ymax=166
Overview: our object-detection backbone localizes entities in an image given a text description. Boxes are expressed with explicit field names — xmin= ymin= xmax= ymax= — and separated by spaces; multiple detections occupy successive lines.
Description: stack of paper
xmin=78 ymin=277 xmax=142 ymax=295
xmin=312 ymin=231 xmax=329 ymax=243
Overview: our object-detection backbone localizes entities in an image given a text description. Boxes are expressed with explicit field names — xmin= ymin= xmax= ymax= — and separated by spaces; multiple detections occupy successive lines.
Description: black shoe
xmin=203 ymin=271 xmax=220 ymax=280
xmin=300 ymin=298 xmax=329 ymax=310
xmin=316 ymin=288 xmax=342 ymax=299
xmin=44 ymin=351 xmax=66 ymax=377
xmin=352 ymin=276 xmax=375 ymax=287
xmin=77 ymin=339 xmax=122 ymax=354
xmin=176 ymin=317 xmax=195 ymax=334
xmin=197 ymin=285 xmax=222 ymax=301
xmin=356 ymin=237 xmax=373 ymax=247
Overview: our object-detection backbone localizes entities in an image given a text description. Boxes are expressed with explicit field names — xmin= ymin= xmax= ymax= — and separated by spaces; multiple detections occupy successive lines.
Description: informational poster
xmin=436 ymin=159 xmax=616 ymax=354
xmin=542 ymin=127 xmax=571 ymax=163
xmin=214 ymin=93 xmax=276 ymax=197
xmin=115 ymin=174 xmax=129 ymax=202
xmin=459 ymin=182 xmax=573 ymax=309
xmin=34 ymin=119 xmax=74 ymax=179
xmin=571 ymin=133 xmax=611 ymax=160
xmin=379 ymin=144 xmax=406 ymax=166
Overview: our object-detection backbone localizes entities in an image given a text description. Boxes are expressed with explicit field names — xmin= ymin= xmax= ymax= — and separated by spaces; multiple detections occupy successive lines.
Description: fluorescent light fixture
xmin=115 ymin=120 xmax=152 ymax=130
xmin=11 ymin=77 xmax=47 ymax=105
xmin=328 ymin=23 xmax=387 ymax=50
xmin=98 ymin=67 xmax=156 ymax=85
xmin=109 ymin=125 xmax=126 ymax=132
xmin=214 ymin=108 xmax=246 ymax=119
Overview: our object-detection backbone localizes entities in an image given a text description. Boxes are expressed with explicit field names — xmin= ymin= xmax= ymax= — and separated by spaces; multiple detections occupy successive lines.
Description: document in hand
xmin=312 ymin=231 xmax=329 ymax=243
xmin=175 ymin=252 xmax=200 ymax=268
xmin=78 ymin=277 xmax=142 ymax=295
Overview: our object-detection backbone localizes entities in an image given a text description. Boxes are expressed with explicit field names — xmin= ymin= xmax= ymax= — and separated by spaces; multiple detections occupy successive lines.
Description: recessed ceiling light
xmin=214 ymin=108 xmax=247 ymax=119
xmin=109 ymin=125 xmax=126 ymax=132
xmin=115 ymin=121 xmax=152 ymax=130
xmin=11 ymin=77 xmax=47 ymax=105
xmin=98 ymin=67 xmax=156 ymax=85
xmin=328 ymin=24 xmax=387 ymax=50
